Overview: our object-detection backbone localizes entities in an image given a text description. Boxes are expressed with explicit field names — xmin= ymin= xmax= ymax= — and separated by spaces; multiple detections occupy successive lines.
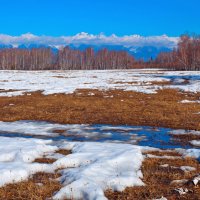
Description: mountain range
xmin=0 ymin=32 xmax=177 ymax=60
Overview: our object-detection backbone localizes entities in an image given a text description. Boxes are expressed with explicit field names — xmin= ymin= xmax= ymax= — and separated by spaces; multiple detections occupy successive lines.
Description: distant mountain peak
xmin=0 ymin=33 xmax=178 ymax=60
xmin=20 ymin=33 xmax=37 ymax=40
xmin=0 ymin=32 xmax=178 ymax=48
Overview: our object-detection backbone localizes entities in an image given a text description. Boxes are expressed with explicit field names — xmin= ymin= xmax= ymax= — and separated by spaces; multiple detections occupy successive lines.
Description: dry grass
xmin=53 ymin=129 xmax=66 ymax=134
xmin=149 ymin=81 xmax=172 ymax=86
xmin=106 ymin=151 xmax=200 ymax=200
xmin=52 ymin=76 xmax=66 ymax=78
xmin=144 ymin=150 xmax=182 ymax=157
xmin=171 ymin=134 xmax=200 ymax=146
xmin=56 ymin=149 xmax=72 ymax=155
xmin=34 ymin=157 xmax=56 ymax=164
xmin=0 ymin=89 xmax=200 ymax=130
xmin=0 ymin=173 xmax=61 ymax=200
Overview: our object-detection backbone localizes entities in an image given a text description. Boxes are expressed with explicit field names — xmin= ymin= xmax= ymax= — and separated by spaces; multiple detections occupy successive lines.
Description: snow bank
xmin=0 ymin=136 xmax=144 ymax=200
xmin=0 ymin=137 xmax=57 ymax=187
xmin=53 ymin=142 xmax=144 ymax=200
xmin=0 ymin=69 xmax=200 ymax=96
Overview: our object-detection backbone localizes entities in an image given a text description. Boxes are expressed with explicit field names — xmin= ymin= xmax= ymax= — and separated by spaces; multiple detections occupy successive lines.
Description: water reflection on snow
xmin=0 ymin=120 xmax=198 ymax=149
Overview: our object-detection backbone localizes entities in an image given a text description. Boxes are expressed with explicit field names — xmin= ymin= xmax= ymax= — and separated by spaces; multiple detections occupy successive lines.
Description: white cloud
xmin=0 ymin=32 xmax=179 ymax=49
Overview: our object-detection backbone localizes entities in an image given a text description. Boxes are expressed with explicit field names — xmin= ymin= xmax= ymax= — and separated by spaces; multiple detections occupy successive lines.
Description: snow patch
xmin=0 ymin=70 xmax=200 ymax=96
xmin=0 ymin=137 xmax=57 ymax=187
xmin=0 ymin=136 xmax=144 ymax=200
xmin=53 ymin=142 xmax=144 ymax=200
xmin=190 ymin=140 xmax=200 ymax=147
xmin=180 ymin=100 xmax=200 ymax=104
xmin=170 ymin=129 xmax=200 ymax=136
xmin=179 ymin=148 xmax=200 ymax=160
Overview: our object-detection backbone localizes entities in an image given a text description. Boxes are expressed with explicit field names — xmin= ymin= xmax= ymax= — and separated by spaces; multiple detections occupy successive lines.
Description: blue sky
xmin=0 ymin=0 xmax=199 ymax=36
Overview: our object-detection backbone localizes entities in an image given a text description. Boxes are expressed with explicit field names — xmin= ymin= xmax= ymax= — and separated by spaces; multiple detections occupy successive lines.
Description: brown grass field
xmin=0 ymin=88 xmax=200 ymax=130
xmin=0 ymin=88 xmax=200 ymax=199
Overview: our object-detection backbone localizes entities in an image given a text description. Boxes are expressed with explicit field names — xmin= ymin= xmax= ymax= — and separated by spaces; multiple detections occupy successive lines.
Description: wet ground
xmin=0 ymin=121 xmax=198 ymax=150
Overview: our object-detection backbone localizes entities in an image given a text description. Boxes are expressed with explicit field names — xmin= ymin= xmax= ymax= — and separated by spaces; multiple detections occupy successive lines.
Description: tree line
xmin=0 ymin=34 xmax=200 ymax=70
xmin=0 ymin=47 xmax=135 ymax=70
xmin=152 ymin=34 xmax=200 ymax=70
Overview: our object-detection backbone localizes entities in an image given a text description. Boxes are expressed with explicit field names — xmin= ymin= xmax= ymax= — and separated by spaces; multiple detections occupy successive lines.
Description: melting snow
xmin=0 ymin=137 xmax=57 ymax=187
xmin=53 ymin=142 xmax=144 ymax=200
xmin=0 ymin=136 xmax=144 ymax=200
xmin=0 ymin=69 xmax=200 ymax=96
xmin=0 ymin=119 xmax=199 ymax=199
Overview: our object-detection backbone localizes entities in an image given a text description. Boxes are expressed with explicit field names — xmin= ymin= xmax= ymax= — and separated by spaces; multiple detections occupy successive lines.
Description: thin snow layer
xmin=53 ymin=142 xmax=144 ymax=200
xmin=160 ymin=164 xmax=196 ymax=172
xmin=0 ymin=120 xmax=70 ymax=136
xmin=0 ymin=69 xmax=200 ymax=96
xmin=0 ymin=120 xmax=96 ymax=137
xmin=180 ymin=100 xmax=200 ymax=104
xmin=170 ymin=129 xmax=200 ymax=136
xmin=0 ymin=137 xmax=57 ymax=187
xmin=0 ymin=121 xmax=146 ymax=143
xmin=146 ymin=154 xmax=181 ymax=160
xmin=0 ymin=121 xmax=136 ymax=136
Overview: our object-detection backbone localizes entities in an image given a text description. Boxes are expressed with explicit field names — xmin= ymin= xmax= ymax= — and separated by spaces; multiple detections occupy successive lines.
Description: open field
xmin=0 ymin=89 xmax=200 ymax=130
xmin=0 ymin=69 xmax=200 ymax=200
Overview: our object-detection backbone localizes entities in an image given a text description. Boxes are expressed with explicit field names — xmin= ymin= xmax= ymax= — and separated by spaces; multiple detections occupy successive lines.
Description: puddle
xmin=0 ymin=121 xmax=198 ymax=150
xmin=160 ymin=75 xmax=200 ymax=85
